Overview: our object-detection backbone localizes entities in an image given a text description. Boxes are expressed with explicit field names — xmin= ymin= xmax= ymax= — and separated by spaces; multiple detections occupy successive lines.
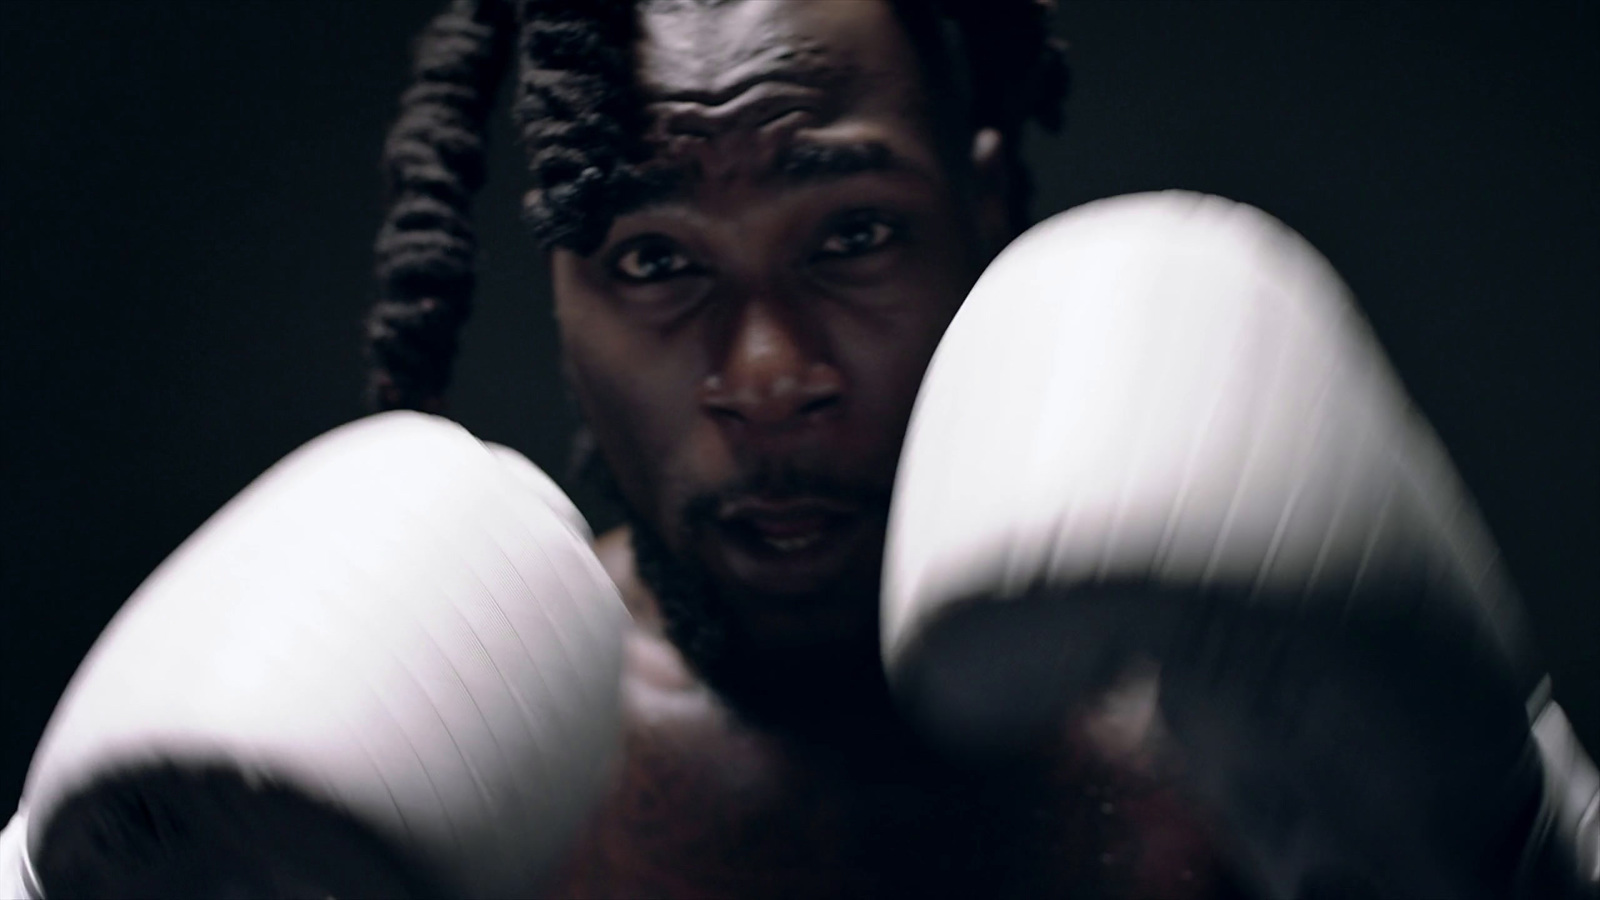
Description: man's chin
xmin=629 ymin=518 xmax=897 ymax=738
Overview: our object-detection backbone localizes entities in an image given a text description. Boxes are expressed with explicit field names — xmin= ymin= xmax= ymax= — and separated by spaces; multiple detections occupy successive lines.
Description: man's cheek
xmin=859 ymin=351 xmax=936 ymax=447
xmin=565 ymin=364 xmax=661 ymax=515
xmin=581 ymin=379 xmax=713 ymax=532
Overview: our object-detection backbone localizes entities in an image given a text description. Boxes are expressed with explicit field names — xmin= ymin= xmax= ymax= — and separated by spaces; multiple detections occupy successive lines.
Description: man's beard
xmin=572 ymin=427 xmax=911 ymax=747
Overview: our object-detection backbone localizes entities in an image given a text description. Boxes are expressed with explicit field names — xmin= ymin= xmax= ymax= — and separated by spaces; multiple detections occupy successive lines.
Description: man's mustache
xmin=566 ymin=421 xmax=891 ymax=536
xmin=682 ymin=463 xmax=892 ymax=532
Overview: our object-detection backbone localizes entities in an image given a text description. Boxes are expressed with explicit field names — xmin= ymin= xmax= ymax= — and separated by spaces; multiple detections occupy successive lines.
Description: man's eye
xmin=817 ymin=216 xmax=897 ymax=258
xmin=611 ymin=239 xmax=695 ymax=283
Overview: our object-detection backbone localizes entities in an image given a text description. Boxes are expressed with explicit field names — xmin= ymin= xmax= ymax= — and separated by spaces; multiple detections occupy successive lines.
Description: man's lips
xmin=710 ymin=495 xmax=871 ymax=589
xmin=717 ymin=496 xmax=862 ymax=551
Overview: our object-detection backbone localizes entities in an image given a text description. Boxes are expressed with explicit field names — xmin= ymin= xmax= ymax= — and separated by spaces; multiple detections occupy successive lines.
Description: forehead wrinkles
xmin=636 ymin=1 xmax=848 ymax=101
xmin=631 ymin=1 xmax=918 ymax=183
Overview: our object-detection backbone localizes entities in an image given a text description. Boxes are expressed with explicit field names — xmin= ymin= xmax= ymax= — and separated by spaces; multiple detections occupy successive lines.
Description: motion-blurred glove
xmin=1 ymin=411 xmax=628 ymax=899
xmin=883 ymin=192 xmax=1597 ymax=899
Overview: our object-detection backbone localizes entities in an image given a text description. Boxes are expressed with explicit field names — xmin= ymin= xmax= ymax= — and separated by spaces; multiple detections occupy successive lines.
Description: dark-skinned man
xmin=4 ymin=2 xmax=1595 ymax=898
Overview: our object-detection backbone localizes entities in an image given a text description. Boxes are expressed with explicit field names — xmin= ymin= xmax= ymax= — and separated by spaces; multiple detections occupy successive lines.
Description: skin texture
xmin=548 ymin=534 xmax=1236 ymax=898
xmin=545 ymin=2 xmax=1238 ymax=896
xmin=554 ymin=0 xmax=996 ymax=661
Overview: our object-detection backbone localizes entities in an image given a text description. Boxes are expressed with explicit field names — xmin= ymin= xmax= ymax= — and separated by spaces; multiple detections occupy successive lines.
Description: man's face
xmin=552 ymin=0 xmax=1005 ymax=665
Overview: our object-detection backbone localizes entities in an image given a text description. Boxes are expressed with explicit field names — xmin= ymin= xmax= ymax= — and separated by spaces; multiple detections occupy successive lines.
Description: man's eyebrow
xmin=771 ymin=140 xmax=902 ymax=185
xmin=609 ymin=139 xmax=921 ymax=219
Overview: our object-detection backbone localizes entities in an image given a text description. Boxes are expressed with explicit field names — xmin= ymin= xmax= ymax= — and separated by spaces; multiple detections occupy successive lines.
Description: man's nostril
xmin=799 ymin=394 xmax=841 ymax=417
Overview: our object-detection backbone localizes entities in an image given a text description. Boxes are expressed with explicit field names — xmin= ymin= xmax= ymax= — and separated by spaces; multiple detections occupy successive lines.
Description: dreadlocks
xmin=365 ymin=0 xmax=1070 ymax=412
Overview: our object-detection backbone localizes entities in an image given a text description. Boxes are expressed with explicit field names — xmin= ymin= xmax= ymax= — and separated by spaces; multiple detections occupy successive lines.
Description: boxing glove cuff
xmin=0 ymin=809 xmax=42 ymax=900
xmin=1519 ymin=686 xmax=1600 ymax=899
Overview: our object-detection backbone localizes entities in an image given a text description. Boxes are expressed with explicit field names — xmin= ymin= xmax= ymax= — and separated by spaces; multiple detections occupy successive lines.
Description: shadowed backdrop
xmin=2 ymin=0 xmax=1594 ymax=816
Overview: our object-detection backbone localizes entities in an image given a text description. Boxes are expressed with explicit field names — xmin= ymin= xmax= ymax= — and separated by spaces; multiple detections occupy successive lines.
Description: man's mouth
xmin=711 ymin=495 xmax=870 ymax=593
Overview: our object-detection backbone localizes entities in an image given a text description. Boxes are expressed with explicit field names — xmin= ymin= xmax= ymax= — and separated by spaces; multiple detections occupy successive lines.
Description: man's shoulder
xmin=588 ymin=527 xmax=739 ymax=741
xmin=592 ymin=527 xmax=662 ymax=632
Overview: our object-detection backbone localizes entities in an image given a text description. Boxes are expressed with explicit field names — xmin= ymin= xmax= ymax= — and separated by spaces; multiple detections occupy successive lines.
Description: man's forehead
xmin=634 ymin=0 xmax=900 ymax=104
xmin=612 ymin=0 xmax=939 ymax=216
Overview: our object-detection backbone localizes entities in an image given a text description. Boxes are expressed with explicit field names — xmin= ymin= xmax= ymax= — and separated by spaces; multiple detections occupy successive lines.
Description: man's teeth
xmin=762 ymin=532 xmax=822 ymax=552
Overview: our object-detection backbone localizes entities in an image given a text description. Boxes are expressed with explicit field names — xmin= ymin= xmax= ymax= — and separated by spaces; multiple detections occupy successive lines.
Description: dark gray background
xmin=2 ymin=1 xmax=1595 ymax=816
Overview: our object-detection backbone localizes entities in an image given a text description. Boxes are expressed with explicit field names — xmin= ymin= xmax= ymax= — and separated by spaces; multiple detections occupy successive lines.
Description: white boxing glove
xmin=883 ymin=192 xmax=1588 ymax=898
xmin=3 ymin=411 xmax=628 ymax=899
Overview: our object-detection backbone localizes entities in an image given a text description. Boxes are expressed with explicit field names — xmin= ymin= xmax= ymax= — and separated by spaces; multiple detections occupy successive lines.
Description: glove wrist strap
xmin=0 ymin=808 xmax=44 ymax=900
xmin=1517 ymin=686 xmax=1600 ymax=899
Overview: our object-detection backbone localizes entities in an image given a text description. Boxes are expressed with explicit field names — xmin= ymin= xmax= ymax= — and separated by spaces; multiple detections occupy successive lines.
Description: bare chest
xmin=543 ymin=690 xmax=1233 ymax=899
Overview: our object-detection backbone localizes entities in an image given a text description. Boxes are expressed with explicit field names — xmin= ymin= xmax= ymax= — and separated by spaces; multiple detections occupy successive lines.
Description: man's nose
xmin=699 ymin=299 xmax=844 ymax=428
